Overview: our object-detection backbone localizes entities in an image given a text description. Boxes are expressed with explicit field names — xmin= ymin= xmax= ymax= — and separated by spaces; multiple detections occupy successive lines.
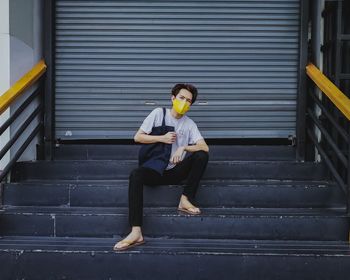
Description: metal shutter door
xmin=55 ymin=0 xmax=300 ymax=140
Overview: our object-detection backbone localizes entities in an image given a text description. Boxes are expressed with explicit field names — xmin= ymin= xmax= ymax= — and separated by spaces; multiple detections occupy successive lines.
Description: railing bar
xmin=0 ymin=87 xmax=41 ymax=135
xmin=308 ymin=108 xmax=348 ymax=167
xmin=333 ymin=0 xmax=342 ymax=185
xmin=307 ymin=128 xmax=348 ymax=195
xmin=309 ymin=89 xmax=349 ymax=143
xmin=334 ymin=0 xmax=342 ymax=86
xmin=348 ymin=134 xmax=350 ymax=216
xmin=339 ymin=74 xmax=350 ymax=79
xmin=341 ymin=34 xmax=350 ymax=40
xmin=0 ymin=123 xmax=42 ymax=182
xmin=0 ymin=105 xmax=42 ymax=160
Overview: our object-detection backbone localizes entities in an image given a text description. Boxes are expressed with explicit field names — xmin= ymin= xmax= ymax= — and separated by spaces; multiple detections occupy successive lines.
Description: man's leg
xmin=128 ymin=166 xmax=162 ymax=227
xmin=114 ymin=166 xmax=162 ymax=250
xmin=182 ymin=150 xmax=209 ymax=202
xmin=162 ymin=150 xmax=209 ymax=207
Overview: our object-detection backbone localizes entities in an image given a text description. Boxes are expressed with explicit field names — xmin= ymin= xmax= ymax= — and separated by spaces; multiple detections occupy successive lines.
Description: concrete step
xmin=0 ymin=206 xmax=348 ymax=241
xmin=0 ymin=236 xmax=350 ymax=280
xmin=11 ymin=160 xmax=328 ymax=181
xmin=3 ymin=179 xmax=345 ymax=209
xmin=53 ymin=144 xmax=296 ymax=161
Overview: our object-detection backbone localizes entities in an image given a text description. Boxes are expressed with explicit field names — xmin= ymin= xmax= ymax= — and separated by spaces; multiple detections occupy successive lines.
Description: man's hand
xmin=134 ymin=129 xmax=177 ymax=144
xmin=161 ymin=132 xmax=177 ymax=144
xmin=170 ymin=146 xmax=185 ymax=164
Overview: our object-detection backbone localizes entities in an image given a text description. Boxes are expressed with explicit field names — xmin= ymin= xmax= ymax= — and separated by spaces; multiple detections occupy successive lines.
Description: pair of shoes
xmin=177 ymin=207 xmax=201 ymax=215
xmin=113 ymin=239 xmax=145 ymax=251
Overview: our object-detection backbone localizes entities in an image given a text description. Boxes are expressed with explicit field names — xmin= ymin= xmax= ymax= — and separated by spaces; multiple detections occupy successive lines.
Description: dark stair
xmin=0 ymin=145 xmax=349 ymax=279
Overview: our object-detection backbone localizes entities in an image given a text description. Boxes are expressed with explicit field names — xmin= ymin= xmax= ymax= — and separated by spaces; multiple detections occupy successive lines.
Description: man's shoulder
xmin=152 ymin=107 xmax=163 ymax=113
xmin=148 ymin=107 xmax=163 ymax=117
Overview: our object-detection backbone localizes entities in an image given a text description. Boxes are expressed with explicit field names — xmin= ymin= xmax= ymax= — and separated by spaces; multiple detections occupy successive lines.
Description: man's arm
xmin=134 ymin=128 xmax=176 ymax=144
xmin=184 ymin=139 xmax=209 ymax=153
xmin=170 ymin=139 xmax=209 ymax=164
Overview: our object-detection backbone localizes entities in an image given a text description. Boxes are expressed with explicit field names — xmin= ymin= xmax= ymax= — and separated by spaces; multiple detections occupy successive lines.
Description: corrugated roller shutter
xmin=55 ymin=0 xmax=300 ymax=140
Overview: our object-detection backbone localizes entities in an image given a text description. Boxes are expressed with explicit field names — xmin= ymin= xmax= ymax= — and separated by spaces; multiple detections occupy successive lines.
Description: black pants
xmin=129 ymin=150 xmax=209 ymax=226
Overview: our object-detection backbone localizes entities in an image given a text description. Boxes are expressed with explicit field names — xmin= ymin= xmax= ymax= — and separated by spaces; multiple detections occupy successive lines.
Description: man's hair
xmin=171 ymin=83 xmax=198 ymax=104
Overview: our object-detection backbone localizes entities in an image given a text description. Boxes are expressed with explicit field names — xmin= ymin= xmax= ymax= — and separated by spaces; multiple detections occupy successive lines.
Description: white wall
xmin=9 ymin=0 xmax=43 ymax=162
xmin=0 ymin=0 xmax=10 ymax=171
xmin=0 ymin=0 xmax=44 ymax=175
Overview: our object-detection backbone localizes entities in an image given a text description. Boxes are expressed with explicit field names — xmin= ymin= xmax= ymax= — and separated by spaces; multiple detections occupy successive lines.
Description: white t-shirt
xmin=140 ymin=107 xmax=204 ymax=170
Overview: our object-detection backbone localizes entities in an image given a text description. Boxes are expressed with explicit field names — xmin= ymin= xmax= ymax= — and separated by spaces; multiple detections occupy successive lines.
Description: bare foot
xmin=113 ymin=227 xmax=144 ymax=250
xmin=178 ymin=195 xmax=201 ymax=214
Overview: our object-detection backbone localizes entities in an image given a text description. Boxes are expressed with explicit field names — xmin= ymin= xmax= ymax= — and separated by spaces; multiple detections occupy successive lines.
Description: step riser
xmin=53 ymin=145 xmax=296 ymax=161
xmin=3 ymin=183 xmax=345 ymax=209
xmin=1 ymin=213 xmax=348 ymax=241
xmin=12 ymin=161 xmax=328 ymax=181
xmin=1 ymin=251 xmax=350 ymax=280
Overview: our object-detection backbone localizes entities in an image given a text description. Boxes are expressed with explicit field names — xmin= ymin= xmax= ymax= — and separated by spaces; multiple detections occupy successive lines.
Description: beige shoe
xmin=177 ymin=207 xmax=201 ymax=215
xmin=113 ymin=239 xmax=145 ymax=251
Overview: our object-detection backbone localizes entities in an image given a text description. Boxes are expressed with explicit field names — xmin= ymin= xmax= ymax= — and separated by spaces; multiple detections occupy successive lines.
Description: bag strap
xmin=162 ymin=107 xmax=166 ymax=127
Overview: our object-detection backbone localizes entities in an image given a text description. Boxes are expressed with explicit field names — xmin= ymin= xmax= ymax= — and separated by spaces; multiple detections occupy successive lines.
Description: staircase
xmin=0 ymin=145 xmax=349 ymax=280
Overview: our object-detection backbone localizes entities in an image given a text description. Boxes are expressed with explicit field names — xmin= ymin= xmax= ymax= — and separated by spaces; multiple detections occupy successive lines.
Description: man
xmin=114 ymin=83 xmax=209 ymax=251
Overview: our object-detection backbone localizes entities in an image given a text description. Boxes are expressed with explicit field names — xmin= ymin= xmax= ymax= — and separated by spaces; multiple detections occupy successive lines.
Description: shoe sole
xmin=177 ymin=208 xmax=201 ymax=215
xmin=113 ymin=240 xmax=146 ymax=251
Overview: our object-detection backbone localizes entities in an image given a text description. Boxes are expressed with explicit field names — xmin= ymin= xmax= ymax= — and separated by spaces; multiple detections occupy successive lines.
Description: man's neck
xmin=170 ymin=107 xmax=184 ymax=119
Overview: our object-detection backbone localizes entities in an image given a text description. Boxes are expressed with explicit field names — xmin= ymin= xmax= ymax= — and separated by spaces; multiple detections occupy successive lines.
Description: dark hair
xmin=171 ymin=83 xmax=198 ymax=104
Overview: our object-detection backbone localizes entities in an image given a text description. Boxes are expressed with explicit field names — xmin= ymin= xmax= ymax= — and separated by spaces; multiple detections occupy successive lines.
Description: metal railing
xmin=306 ymin=63 xmax=350 ymax=214
xmin=0 ymin=60 xmax=47 ymax=182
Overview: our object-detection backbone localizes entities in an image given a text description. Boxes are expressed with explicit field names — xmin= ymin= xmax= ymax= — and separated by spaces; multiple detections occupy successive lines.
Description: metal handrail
xmin=306 ymin=63 xmax=350 ymax=120
xmin=305 ymin=63 xmax=350 ymax=214
xmin=0 ymin=60 xmax=46 ymax=114
xmin=0 ymin=61 xmax=47 ymax=182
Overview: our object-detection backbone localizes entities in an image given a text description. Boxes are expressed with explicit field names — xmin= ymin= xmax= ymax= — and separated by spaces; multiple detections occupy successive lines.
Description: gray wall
xmin=9 ymin=0 xmax=43 ymax=162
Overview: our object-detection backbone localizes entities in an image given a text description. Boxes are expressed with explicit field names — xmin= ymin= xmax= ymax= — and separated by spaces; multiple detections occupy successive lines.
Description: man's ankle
xmin=181 ymin=194 xmax=195 ymax=204
xmin=131 ymin=226 xmax=142 ymax=234
xmin=181 ymin=194 xmax=189 ymax=200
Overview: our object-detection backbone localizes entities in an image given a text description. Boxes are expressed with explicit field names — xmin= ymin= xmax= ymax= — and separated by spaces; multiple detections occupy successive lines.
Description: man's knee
xmin=193 ymin=150 xmax=209 ymax=162
xmin=129 ymin=167 xmax=145 ymax=181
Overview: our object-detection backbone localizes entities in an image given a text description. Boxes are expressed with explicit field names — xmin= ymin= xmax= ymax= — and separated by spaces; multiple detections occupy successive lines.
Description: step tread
xmin=18 ymin=159 xmax=313 ymax=164
xmin=0 ymin=236 xmax=349 ymax=256
xmin=5 ymin=179 xmax=336 ymax=187
xmin=2 ymin=206 xmax=347 ymax=217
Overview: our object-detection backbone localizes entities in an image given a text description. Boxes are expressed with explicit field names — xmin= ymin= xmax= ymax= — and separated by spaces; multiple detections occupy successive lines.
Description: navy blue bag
xmin=138 ymin=108 xmax=175 ymax=175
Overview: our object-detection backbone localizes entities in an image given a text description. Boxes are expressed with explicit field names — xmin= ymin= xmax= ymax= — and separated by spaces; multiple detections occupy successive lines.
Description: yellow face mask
xmin=172 ymin=98 xmax=191 ymax=115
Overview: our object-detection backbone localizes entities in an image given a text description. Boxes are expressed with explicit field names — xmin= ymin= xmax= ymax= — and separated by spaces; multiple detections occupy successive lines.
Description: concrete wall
xmin=9 ymin=0 xmax=44 ymax=163
xmin=0 ymin=0 xmax=10 ymax=171
xmin=0 ymin=0 xmax=43 ymax=175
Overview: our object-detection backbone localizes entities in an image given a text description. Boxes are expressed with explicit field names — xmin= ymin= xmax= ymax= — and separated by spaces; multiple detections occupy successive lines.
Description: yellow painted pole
xmin=0 ymin=60 xmax=47 ymax=115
